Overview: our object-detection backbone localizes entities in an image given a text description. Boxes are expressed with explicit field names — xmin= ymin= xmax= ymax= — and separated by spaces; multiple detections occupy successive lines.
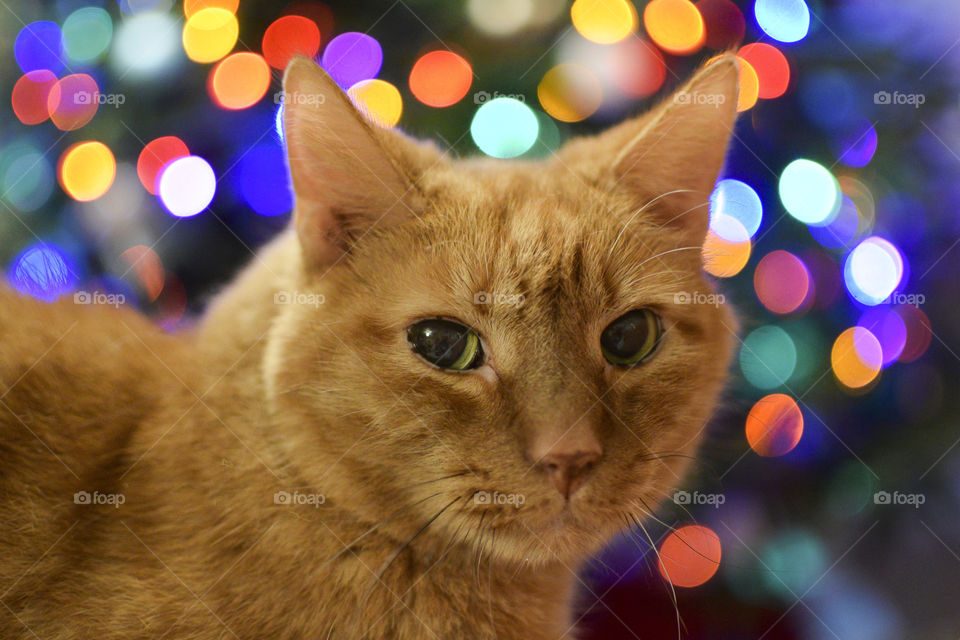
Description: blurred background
xmin=1 ymin=0 xmax=958 ymax=637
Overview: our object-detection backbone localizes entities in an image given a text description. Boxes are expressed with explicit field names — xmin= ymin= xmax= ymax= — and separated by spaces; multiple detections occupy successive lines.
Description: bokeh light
xmin=409 ymin=50 xmax=473 ymax=108
xmin=858 ymin=307 xmax=907 ymax=367
xmin=696 ymin=0 xmax=745 ymax=49
xmin=348 ymin=79 xmax=403 ymax=128
xmin=7 ymin=243 xmax=76 ymax=303
xmin=834 ymin=120 xmax=878 ymax=168
xmin=895 ymin=304 xmax=932 ymax=363
xmin=262 ymin=15 xmax=321 ymax=70
xmin=831 ymin=327 xmax=883 ymax=389
xmin=710 ymin=178 xmax=762 ymax=238
xmin=738 ymin=43 xmax=790 ymax=99
xmin=121 ymin=245 xmax=165 ymax=302
xmin=538 ymin=63 xmax=603 ymax=122
xmin=657 ymin=525 xmax=722 ymax=588
xmin=0 ymin=141 xmax=55 ymax=212
xmin=158 ymin=155 xmax=217 ymax=218
xmin=209 ymin=52 xmax=271 ymax=110
xmin=471 ymin=97 xmax=539 ymax=158
xmin=740 ymin=325 xmax=797 ymax=389
xmin=58 ymin=141 xmax=116 ymax=202
xmin=14 ymin=21 xmax=65 ymax=75
xmin=111 ymin=11 xmax=180 ymax=78
xmin=466 ymin=0 xmax=535 ymax=37
xmin=62 ymin=7 xmax=113 ymax=64
xmin=610 ymin=39 xmax=666 ymax=98
xmin=755 ymin=0 xmax=810 ymax=43
xmin=322 ymin=32 xmax=383 ymax=89
xmin=182 ymin=7 xmax=239 ymax=64
xmin=779 ymin=159 xmax=840 ymax=226
xmin=237 ymin=144 xmax=294 ymax=216
xmin=735 ymin=57 xmax=760 ymax=111
xmin=754 ymin=251 xmax=811 ymax=314
xmin=184 ymin=0 xmax=240 ymax=17
xmin=760 ymin=529 xmax=826 ymax=597
xmin=702 ymin=214 xmax=751 ymax=277
xmin=571 ymin=0 xmax=638 ymax=44
xmin=746 ymin=393 xmax=804 ymax=457
xmin=137 ymin=136 xmax=190 ymax=195
xmin=644 ymin=0 xmax=705 ymax=55
xmin=843 ymin=236 xmax=904 ymax=305
xmin=11 ymin=70 xmax=57 ymax=125
xmin=809 ymin=195 xmax=859 ymax=250
xmin=47 ymin=74 xmax=100 ymax=131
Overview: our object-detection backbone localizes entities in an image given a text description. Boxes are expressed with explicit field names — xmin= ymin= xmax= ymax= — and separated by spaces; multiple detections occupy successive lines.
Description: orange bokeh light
xmin=745 ymin=393 xmax=804 ymax=457
xmin=644 ymin=0 xmax=705 ymax=56
xmin=261 ymin=15 xmax=321 ymax=70
xmin=209 ymin=52 xmax=271 ymax=110
xmin=831 ymin=327 xmax=883 ymax=389
xmin=409 ymin=50 xmax=473 ymax=108
xmin=658 ymin=524 xmax=722 ymax=587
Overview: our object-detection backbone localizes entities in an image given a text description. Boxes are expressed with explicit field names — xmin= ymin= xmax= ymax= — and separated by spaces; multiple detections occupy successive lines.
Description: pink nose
xmin=527 ymin=429 xmax=602 ymax=499
xmin=538 ymin=451 xmax=600 ymax=499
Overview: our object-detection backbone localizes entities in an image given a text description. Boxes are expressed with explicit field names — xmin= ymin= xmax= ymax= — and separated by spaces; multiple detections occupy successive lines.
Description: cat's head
xmin=265 ymin=57 xmax=740 ymax=565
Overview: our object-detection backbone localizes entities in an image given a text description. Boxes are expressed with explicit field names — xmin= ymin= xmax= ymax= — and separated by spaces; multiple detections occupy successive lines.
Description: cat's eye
xmin=600 ymin=309 xmax=662 ymax=367
xmin=407 ymin=319 xmax=484 ymax=371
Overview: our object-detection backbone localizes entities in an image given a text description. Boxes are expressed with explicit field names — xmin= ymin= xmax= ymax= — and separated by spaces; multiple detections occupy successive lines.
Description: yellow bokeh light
xmin=182 ymin=7 xmax=238 ymax=64
xmin=643 ymin=0 xmax=704 ymax=55
xmin=831 ymin=327 xmax=882 ymax=389
xmin=571 ymin=0 xmax=638 ymax=44
xmin=703 ymin=214 xmax=751 ymax=278
xmin=538 ymin=63 xmax=603 ymax=123
xmin=736 ymin=57 xmax=760 ymax=112
xmin=348 ymin=79 xmax=403 ymax=128
xmin=58 ymin=141 xmax=116 ymax=202
xmin=183 ymin=0 xmax=239 ymax=18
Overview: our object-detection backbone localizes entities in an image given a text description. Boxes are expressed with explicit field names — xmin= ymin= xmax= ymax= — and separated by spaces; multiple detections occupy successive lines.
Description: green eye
xmin=600 ymin=309 xmax=662 ymax=367
xmin=407 ymin=319 xmax=484 ymax=371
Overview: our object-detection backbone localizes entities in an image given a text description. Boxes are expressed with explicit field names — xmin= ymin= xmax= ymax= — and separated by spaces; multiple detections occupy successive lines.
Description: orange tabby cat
xmin=0 ymin=55 xmax=740 ymax=639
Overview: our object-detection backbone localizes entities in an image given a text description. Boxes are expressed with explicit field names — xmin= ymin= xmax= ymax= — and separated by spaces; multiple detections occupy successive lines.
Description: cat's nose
xmin=527 ymin=430 xmax=602 ymax=499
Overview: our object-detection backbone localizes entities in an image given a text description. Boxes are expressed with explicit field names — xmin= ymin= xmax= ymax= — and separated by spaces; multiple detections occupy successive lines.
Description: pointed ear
xmin=557 ymin=56 xmax=741 ymax=244
xmin=282 ymin=57 xmax=441 ymax=268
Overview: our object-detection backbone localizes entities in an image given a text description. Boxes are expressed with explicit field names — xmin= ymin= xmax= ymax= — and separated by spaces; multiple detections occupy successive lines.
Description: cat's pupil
xmin=407 ymin=319 xmax=483 ymax=371
xmin=600 ymin=309 xmax=661 ymax=366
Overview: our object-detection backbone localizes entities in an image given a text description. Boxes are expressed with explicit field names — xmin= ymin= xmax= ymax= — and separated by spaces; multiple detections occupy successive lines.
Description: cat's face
xmin=266 ymin=57 xmax=740 ymax=565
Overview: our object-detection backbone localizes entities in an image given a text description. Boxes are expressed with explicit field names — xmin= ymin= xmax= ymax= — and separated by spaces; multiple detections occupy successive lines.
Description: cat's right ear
xmin=282 ymin=57 xmax=439 ymax=268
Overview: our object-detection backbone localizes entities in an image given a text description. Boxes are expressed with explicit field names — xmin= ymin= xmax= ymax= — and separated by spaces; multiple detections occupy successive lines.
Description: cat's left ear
xmin=556 ymin=56 xmax=741 ymax=244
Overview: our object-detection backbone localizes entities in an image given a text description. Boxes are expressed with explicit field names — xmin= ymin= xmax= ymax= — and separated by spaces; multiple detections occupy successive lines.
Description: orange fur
xmin=0 ymin=56 xmax=740 ymax=639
